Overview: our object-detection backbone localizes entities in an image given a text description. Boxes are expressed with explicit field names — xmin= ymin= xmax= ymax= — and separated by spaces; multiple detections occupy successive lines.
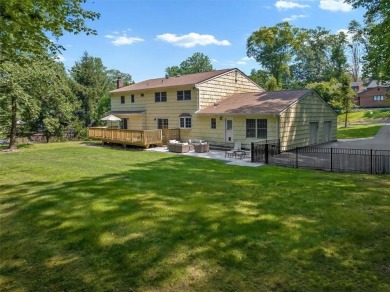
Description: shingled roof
xmin=197 ymin=89 xmax=311 ymax=115
xmin=111 ymin=69 xmax=233 ymax=93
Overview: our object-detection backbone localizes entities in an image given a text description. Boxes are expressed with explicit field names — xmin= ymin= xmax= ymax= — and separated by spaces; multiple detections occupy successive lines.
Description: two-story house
xmin=356 ymin=80 xmax=389 ymax=108
xmin=104 ymin=68 xmax=337 ymax=149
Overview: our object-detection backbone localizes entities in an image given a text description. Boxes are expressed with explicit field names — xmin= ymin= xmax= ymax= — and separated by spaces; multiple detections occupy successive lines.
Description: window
xmin=155 ymin=92 xmax=167 ymax=102
xmin=131 ymin=94 xmax=135 ymax=103
xmin=177 ymin=90 xmax=191 ymax=101
xmin=246 ymin=119 xmax=267 ymax=139
xmin=211 ymin=118 xmax=216 ymax=129
xmin=180 ymin=117 xmax=192 ymax=128
xmin=120 ymin=96 xmax=125 ymax=104
xmin=373 ymin=95 xmax=384 ymax=101
xmin=257 ymin=119 xmax=267 ymax=139
xmin=157 ymin=118 xmax=168 ymax=129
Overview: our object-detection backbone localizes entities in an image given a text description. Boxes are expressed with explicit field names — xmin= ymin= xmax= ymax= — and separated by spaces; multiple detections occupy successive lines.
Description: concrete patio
xmin=146 ymin=147 xmax=264 ymax=167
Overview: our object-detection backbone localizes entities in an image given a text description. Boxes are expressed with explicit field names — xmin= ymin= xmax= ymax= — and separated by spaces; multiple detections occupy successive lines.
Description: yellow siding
xmin=280 ymin=92 xmax=337 ymax=149
xmin=111 ymin=86 xmax=198 ymax=131
xmin=191 ymin=115 xmax=278 ymax=148
xmin=197 ymin=69 xmax=263 ymax=109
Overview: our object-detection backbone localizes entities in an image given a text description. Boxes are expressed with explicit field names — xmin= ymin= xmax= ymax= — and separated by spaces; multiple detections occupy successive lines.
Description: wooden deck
xmin=88 ymin=128 xmax=163 ymax=148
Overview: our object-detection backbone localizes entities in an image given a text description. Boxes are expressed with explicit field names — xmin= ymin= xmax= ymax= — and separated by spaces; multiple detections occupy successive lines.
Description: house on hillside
xmin=95 ymin=68 xmax=337 ymax=149
xmin=356 ymin=80 xmax=389 ymax=108
xmin=350 ymin=81 xmax=364 ymax=93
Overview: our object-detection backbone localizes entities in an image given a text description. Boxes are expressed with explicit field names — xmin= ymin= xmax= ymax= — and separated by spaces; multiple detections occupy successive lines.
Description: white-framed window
xmin=120 ymin=96 xmax=125 ymax=104
xmin=131 ymin=94 xmax=135 ymax=103
xmin=246 ymin=119 xmax=267 ymax=139
xmin=211 ymin=118 xmax=216 ymax=129
xmin=180 ymin=117 xmax=192 ymax=128
xmin=177 ymin=90 xmax=191 ymax=101
xmin=373 ymin=95 xmax=384 ymax=101
xmin=155 ymin=92 xmax=167 ymax=102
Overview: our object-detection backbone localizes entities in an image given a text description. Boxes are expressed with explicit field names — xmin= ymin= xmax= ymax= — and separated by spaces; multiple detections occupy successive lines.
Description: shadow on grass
xmin=1 ymin=155 xmax=389 ymax=290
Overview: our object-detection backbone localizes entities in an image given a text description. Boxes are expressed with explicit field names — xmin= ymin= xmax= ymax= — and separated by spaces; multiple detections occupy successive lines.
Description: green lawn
xmin=1 ymin=142 xmax=389 ymax=291
xmin=337 ymin=109 xmax=390 ymax=125
xmin=337 ymin=124 xmax=382 ymax=139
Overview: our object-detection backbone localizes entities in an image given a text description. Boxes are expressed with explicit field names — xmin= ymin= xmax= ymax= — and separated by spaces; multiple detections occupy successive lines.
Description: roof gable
xmin=111 ymin=69 xmax=234 ymax=93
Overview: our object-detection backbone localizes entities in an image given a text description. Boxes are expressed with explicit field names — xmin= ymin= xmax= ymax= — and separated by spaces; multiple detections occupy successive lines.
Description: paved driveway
xmin=319 ymin=124 xmax=390 ymax=150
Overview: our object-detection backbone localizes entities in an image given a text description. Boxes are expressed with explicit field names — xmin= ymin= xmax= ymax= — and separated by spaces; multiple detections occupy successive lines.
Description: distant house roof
xmin=351 ymin=81 xmax=363 ymax=87
xmin=367 ymin=80 xmax=390 ymax=88
xmin=111 ymin=69 xmax=234 ymax=93
xmin=197 ymin=89 xmax=312 ymax=115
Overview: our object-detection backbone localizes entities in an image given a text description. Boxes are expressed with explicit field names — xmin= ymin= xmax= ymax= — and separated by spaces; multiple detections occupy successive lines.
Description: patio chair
xmin=225 ymin=142 xmax=241 ymax=158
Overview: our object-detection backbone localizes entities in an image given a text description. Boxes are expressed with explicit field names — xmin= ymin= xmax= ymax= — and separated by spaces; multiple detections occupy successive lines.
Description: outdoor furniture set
xmin=225 ymin=142 xmax=250 ymax=159
xmin=167 ymin=140 xmax=209 ymax=153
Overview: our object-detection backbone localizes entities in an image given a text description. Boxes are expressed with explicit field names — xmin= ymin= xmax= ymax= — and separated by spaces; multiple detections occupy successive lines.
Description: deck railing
xmin=88 ymin=127 xmax=162 ymax=148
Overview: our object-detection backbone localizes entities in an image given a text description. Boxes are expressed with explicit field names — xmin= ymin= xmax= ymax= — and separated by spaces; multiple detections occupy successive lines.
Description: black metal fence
xmin=251 ymin=141 xmax=390 ymax=174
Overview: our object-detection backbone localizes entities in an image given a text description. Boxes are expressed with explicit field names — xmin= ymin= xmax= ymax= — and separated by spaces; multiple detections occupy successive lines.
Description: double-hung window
xmin=246 ymin=119 xmax=267 ymax=139
xmin=155 ymin=92 xmax=167 ymax=102
xmin=120 ymin=96 xmax=125 ymax=104
xmin=180 ymin=117 xmax=192 ymax=128
xmin=177 ymin=90 xmax=191 ymax=101
xmin=373 ymin=95 xmax=384 ymax=101
xmin=131 ymin=94 xmax=135 ymax=103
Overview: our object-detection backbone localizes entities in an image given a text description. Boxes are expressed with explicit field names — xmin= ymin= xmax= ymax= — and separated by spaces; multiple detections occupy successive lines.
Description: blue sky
xmin=57 ymin=0 xmax=365 ymax=82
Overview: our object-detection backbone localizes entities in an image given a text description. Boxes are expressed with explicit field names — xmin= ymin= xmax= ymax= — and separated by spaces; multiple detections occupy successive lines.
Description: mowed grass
xmin=337 ymin=109 xmax=390 ymax=125
xmin=337 ymin=124 xmax=382 ymax=139
xmin=0 ymin=142 xmax=389 ymax=291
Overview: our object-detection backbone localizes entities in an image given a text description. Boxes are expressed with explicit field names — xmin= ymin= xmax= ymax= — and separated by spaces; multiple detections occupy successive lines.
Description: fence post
xmin=370 ymin=149 xmax=373 ymax=174
xmin=278 ymin=139 xmax=281 ymax=154
xmin=265 ymin=143 xmax=269 ymax=164
xmin=251 ymin=142 xmax=254 ymax=163
xmin=295 ymin=147 xmax=298 ymax=168
xmin=330 ymin=148 xmax=333 ymax=172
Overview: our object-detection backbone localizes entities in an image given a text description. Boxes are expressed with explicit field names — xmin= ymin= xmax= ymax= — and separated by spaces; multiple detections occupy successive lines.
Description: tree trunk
xmin=8 ymin=94 xmax=17 ymax=150
xmin=344 ymin=111 xmax=348 ymax=128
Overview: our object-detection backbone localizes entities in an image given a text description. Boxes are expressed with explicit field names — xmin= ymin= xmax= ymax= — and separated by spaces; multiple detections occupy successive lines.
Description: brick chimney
xmin=117 ymin=77 xmax=123 ymax=89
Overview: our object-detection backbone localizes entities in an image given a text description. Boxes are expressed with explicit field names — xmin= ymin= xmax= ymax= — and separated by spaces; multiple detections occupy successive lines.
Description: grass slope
xmin=337 ymin=124 xmax=382 ymax=139
xmin=1 ymin=142 xmax=389 ymax=291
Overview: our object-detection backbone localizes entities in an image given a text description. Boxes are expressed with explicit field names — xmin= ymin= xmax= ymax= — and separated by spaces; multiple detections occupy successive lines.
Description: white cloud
xmin=275 ymin=1 xmax=310 ymax=10
xmin=105 ymin=32 xmax=144 ymax=46
xmin=282 ymin=14 xmax=308 ymax=22
xmin=156 ymin=32 xmax=231 ymax=48
xmin=319 ymin=0 xmax=352 ymax=12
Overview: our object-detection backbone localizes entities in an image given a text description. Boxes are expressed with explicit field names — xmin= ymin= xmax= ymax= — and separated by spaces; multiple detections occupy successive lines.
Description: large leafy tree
xmin=0 ymin=0 xmax=99 ymax=64
xmin=165 ymin=52 xmax=214 ymax=77
xmin=345 ymin=0 xmax=390 ymax=80
xmin=0 ymin=59 xmax=76 ymax=146
xmin=0 ymin=0 xmax=99 ymax=149
xmin=247 ymin=22 xmax=302 ymax=87
xmin=70 ymin=52 xmax=111 ymax=128
xmin=249 ymin=69 xmax=269 ymax=88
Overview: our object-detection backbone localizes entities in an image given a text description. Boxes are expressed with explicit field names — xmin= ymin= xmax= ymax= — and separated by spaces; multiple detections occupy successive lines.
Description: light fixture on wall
xmin=219 ymin=116 xmax=223 ymax=121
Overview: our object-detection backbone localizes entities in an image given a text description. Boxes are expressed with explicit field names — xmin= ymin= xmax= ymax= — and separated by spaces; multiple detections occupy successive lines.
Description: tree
xmin=0 ymin=0 xmax=99 ymax=149
xmin=70 ymin=52 xmax=111 ymax=128
xmin=249 ymin=69 xmax=269 ymax=88
xmin=347 ymin=20 xmax=367 ymax=81
xmin=247 ymin=22 xmax=302 ymax=87
xmin=0 ymin=0 xmax=99 ymax=64
xmin=265 ymin=76 xmax=280 ymax=91
xmin=345 ymin=0 xmax=390 ymax=80
xmin=0 ymin=59 xmax=76 ymax=146
xmin=338 ymin=75 xmax=356 ymax=128
xmin=306 ymin=79 xmax=340 ymax=105
xmin=165 ymin=52 xmax=214 ymax=77
xmin=291 ymin=27 xmax=348 ymax=85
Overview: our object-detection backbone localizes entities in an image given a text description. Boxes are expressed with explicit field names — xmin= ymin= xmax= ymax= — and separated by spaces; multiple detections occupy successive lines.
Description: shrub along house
xmin=89 ymin=68 xmax=337 ymax=149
